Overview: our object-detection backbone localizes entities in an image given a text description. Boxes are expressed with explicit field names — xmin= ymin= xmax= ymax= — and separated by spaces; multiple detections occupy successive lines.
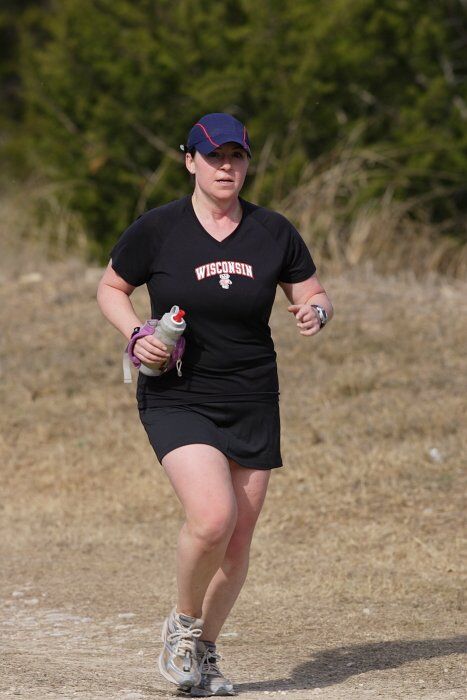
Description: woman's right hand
xmin=133 ymin=335 xmax=171 ymax=368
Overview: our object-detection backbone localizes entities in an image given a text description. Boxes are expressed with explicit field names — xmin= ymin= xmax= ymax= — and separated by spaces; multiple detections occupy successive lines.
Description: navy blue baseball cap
xmin=182 ymin=113 xmax=252 ymax=157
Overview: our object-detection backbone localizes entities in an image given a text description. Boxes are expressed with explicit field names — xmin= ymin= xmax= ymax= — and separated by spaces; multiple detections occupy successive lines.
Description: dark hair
xmin=181 ymin=145 xmax=196 ymax=157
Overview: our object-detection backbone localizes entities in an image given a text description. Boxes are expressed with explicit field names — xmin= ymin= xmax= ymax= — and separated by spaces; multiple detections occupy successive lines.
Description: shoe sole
xmin=190 ymin=688 xmax=235 ymax=697
xmin=190 ymin=674 xmax=235 ymax=697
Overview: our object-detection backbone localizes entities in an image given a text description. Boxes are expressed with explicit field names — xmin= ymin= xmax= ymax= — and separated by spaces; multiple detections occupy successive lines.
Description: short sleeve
xmin=109 ymin=213 xmax=155 ymax=287
xmin=278 ymin=220 xmax=316 ymax=283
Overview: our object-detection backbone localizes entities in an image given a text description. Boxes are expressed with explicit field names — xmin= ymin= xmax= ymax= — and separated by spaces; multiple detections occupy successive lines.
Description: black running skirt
xmin=138 ymin=401 xmax=282 ymax=470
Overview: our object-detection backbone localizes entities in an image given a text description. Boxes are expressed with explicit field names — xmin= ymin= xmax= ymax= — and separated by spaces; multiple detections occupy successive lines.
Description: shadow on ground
xmin=233 ymin=635 xmax=467 ymax=694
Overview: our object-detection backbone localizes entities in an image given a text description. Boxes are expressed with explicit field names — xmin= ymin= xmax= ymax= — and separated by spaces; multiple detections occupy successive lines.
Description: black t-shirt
xmin=110 ymin=195 xmax=316 ymax=406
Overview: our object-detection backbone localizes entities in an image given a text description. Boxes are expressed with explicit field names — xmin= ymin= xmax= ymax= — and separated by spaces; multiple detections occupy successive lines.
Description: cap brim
xmin=195 ymin=138 xmax=251 ymax=157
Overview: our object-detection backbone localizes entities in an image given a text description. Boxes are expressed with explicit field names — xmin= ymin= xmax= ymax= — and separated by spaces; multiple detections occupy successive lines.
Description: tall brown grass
xmin=0 ymin=179 xmax=87 ymax=263
xmin=1 ymin=141 xmax=466 ymax=277
xmin=276 ymin=143 xmax=467 ymax=278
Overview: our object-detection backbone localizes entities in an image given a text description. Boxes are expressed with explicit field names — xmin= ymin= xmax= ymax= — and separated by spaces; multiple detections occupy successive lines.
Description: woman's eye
xmin=208 ymin=150 xmax=245 ymax=161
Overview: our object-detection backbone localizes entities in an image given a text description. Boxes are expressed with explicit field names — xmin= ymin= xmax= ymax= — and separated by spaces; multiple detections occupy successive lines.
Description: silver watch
xmin=310 ymin=304 xmax=328 ymax=328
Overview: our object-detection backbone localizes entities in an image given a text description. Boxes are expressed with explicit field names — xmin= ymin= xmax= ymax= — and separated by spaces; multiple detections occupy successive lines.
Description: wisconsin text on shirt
xmin=194 ymin=261 xmax=255 ymax=281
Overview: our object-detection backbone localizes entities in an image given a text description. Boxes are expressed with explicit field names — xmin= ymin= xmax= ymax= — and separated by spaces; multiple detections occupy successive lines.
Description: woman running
xmin=97 ymin=113 xmax=333 ymax=696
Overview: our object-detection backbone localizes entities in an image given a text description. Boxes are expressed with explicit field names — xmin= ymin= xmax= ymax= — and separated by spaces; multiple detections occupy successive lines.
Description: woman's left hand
xmin=287 ymin=304 xmax=322 ymax=336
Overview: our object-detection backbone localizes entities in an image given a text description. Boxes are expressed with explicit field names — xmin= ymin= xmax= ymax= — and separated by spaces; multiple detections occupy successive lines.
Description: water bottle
xmin=140 ymin=306 xmax=186 ymax=376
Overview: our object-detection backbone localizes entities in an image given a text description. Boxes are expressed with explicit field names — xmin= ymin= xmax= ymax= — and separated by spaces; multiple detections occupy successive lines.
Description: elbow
xmin=96 ymin=279 xmax=107 ymax=311
xmin=96 ymin=280 xmax=103 ymax=305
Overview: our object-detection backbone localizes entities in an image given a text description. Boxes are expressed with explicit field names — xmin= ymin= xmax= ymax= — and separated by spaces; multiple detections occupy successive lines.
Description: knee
xmin=224 ymin=519 xmax=256 ymax=563
xmin=187 ymin=506 xmax=238 ymax=550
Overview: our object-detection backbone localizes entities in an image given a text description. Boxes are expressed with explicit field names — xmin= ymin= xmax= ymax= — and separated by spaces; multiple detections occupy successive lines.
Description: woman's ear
xmin=185 ymin=152 xmax=196 ymax=175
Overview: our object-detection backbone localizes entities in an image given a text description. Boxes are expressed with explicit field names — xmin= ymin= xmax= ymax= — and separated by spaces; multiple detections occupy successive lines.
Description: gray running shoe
xmin=190 ymin=640 xmax=235 ymax=696
xmin=158 ymin=607 xmax=203 ymax=690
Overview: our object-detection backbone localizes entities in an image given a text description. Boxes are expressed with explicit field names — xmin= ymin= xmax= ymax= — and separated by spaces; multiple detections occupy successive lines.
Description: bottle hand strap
xmin=122 ymin=320 xmax=186 ymax=384
xmin=123 ymin=321 xmax=157 ymax=383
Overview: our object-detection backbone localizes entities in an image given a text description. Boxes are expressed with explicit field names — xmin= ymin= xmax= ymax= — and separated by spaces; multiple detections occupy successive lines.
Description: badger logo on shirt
xmin=219 ymin=273 xmax=232 ymax=289
xmin=194 ymin=260 xmax=254 ymax=287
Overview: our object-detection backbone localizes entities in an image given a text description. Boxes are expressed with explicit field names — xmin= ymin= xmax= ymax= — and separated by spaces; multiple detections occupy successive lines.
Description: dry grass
xmin=277 ymin=142 xmax=467 ymax=278
xmin=0 ymin=180 xmax=87 ymax=263
xmin=3 ymin=138 xmax=467 ymax=281
xmin=0 ymin=201 xmax=466 ymax=697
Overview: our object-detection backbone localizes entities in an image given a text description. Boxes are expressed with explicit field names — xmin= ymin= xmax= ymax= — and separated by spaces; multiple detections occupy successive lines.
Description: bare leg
xmin=201 ymin=460 xmax=271 ymax=641
xmin=161 ymin=444 xmax=238 ymax=619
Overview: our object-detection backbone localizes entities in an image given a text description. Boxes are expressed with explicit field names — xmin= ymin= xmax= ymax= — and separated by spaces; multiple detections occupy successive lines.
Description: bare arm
xmin=96 ymin=261 xmax=142 ymax=340
xmin=278 ymin=273 xmax=334 ymax=337
xmin=96 ymin=261 xmax=171 ymax=365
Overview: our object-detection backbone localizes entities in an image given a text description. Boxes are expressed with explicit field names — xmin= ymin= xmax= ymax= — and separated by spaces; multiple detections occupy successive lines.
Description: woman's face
xmin=186 ymin=142 xmax=249 ymax=202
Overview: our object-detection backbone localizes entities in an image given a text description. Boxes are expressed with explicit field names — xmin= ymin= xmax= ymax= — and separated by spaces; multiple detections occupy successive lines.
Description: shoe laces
xmin=199 ymin=647 xmax=223 ymax=676
xmin=168 ymin=624 xmax=203 ymax=660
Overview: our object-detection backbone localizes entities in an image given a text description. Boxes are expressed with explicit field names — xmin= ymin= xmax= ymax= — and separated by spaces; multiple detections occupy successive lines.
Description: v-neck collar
xmin=187 ymin=196 xmax=246 ymax=248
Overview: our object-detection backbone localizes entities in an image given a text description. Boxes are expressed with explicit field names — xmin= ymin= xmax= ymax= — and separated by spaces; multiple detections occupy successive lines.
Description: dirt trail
xmin=1 ymin=248 xmax=466 ymax=699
